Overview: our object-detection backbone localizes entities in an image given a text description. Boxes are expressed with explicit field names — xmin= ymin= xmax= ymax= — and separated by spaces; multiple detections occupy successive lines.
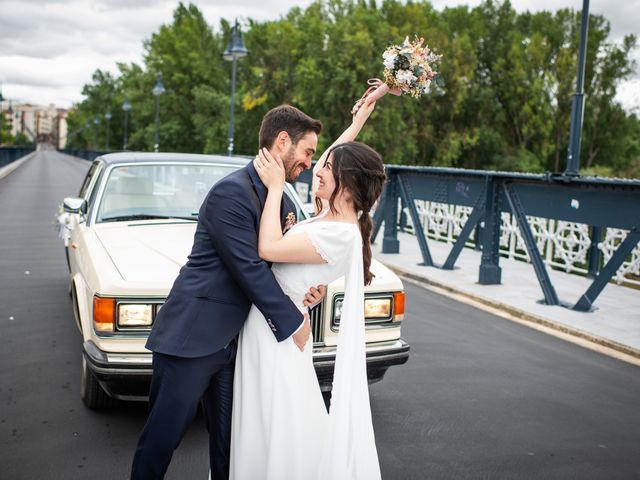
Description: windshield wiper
xmin=101 ymin=214 xmax=198 ymax=223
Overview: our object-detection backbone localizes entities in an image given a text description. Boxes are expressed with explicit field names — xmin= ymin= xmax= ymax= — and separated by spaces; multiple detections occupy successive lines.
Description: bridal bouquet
xmin=352 ymin=36 xmax=442 ymax=114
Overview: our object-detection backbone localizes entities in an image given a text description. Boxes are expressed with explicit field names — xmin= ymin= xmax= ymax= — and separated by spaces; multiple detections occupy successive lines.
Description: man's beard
xmin=283 ymin=146 xmax=302 ymax=183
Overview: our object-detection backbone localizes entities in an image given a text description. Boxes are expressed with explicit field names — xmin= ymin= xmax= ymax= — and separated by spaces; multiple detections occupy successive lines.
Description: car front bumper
xmin=84 ymin=337 xmax=410 ymax=400
xmin=313 ymin=339 xmax=410 ymax=391
xmin=83 ymin=340 xmax=152 ymax=401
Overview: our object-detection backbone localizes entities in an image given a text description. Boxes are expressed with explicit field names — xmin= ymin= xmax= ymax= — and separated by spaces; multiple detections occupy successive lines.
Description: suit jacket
xmin=146 ymin=162 xmax=303 ymax=358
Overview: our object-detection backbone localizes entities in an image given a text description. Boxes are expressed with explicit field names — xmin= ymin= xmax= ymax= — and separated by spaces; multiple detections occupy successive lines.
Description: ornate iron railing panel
xmin=370 ymin=166 xmax=640 ymax=312
xmin=403 ymin=199 xmax=640 ymax=287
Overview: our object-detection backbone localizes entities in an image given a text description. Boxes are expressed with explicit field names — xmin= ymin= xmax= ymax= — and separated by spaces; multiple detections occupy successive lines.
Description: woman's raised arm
xmin=311 ymin=98 xmax=377 ymax=213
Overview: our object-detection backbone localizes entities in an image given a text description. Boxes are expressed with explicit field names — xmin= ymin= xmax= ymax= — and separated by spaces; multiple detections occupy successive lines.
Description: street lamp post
xmin=7 ymin=101 xmax=13 ymax=140
xmin=122 ymin=94 xmax=131 ymax=150
xmin=0 ymin=85 xmax=4 ymax=145
xmin=223 ymin=19 xmax=249 ymax=156
xmin=84 ymin=121 xmax=90 ymax=149
xmin=152 ymin=74 xmax=166 ymax=152
xmin=104 ymin=110 xmax=112 ymax=151
xmin=93 ymin=116 xmax=100 ymax=150
xmin=564 ymin=0 xmax=590 ymax=176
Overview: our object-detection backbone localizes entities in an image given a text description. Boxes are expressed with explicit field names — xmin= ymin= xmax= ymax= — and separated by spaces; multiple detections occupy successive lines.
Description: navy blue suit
xmin=131 ymin=162 xmax=303 ymax=479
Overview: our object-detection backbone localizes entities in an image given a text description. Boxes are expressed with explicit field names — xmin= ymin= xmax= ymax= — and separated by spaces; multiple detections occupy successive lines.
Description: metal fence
xmin=0 ymin=147 xmax=36 ymax=169
xmin=297 ymin=165 xmax=640 ymax=312
xmin=404 ymin=200 xmax=639 ymax=287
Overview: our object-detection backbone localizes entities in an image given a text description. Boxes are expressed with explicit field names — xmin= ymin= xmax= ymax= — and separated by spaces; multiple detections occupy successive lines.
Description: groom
xmin=131 ymin=105 xmax=324 ymax=479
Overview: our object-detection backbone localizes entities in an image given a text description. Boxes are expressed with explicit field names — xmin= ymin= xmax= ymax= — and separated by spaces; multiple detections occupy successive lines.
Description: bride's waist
xmin=273 ymin=281 xmax=307 ymax=313
xmin=281 ymin=290 xmax=307 ymax=313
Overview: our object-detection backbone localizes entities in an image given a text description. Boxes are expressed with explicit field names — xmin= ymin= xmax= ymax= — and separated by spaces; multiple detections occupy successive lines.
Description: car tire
xmin=64 ymin=246 xmax=71 ymax=271
xmin=70 ymin=283 xmax=82 ymax=332
xmin=81 ymin=356 xmax=117 ymax=409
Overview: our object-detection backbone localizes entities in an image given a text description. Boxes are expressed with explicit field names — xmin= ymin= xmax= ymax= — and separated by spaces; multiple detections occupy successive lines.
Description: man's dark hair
xmin=259 ymin=105 xmax=322 ymax=150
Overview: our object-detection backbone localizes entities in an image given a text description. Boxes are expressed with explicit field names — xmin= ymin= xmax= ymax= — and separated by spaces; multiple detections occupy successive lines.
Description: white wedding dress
xmin=229 ymin=210 xmax=381 ymax=480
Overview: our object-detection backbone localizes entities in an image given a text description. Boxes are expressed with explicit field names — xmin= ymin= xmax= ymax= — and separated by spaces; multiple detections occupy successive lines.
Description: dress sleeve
xmin=305 ymin=223 xmax=358 ymax=266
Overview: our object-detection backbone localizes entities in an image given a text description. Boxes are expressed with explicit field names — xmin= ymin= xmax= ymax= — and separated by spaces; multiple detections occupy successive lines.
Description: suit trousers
xmin=131 ymin=343 xmax=236 ymax=480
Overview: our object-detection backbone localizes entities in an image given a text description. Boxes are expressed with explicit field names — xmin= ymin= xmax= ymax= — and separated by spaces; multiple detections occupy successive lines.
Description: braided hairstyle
xmin=314 ymin=141 xmax=386 ymax=285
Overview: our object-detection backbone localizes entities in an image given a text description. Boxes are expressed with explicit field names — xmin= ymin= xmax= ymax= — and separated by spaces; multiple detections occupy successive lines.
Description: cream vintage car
xmin=61 ymin=152 xmax=409 ymax=409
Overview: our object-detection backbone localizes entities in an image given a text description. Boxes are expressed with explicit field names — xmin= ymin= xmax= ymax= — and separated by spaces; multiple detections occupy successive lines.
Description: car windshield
xmin=96 ymin=163 xmax=238 ymax=223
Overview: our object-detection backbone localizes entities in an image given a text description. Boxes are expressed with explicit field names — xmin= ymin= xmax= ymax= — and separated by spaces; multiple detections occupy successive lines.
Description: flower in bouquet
xmin=382 ymin=36 xmax=442 ymax=98
xmin=352 ymin=36 xmax=442 ymax=114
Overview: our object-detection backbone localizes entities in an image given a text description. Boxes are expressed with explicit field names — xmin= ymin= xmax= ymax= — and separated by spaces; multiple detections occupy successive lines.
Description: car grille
xmin=310 ymin=302 xmax=324 ymax=345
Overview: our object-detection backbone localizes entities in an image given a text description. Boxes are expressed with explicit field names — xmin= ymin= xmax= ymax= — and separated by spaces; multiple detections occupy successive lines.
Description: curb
xmin=383 ymin=262 xmax=640 ymax=364
xmin=0 ymin=151 xmax=37 ymax=180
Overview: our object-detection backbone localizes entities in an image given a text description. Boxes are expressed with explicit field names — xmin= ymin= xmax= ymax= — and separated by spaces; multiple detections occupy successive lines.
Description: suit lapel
xmin=280 ymin=193 xmax=296 ymax=231
xmin=246 ymin=162 xmax=267 ymax=211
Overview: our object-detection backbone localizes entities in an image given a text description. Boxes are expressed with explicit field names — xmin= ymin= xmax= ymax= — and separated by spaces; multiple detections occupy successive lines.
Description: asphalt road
xmin=1 ymin=151 xmax=639 ymax=479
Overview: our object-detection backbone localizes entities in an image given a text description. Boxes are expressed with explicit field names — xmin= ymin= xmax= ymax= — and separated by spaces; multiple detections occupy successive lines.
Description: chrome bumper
xmin=83 ymin=337 xmax=410 ymax=398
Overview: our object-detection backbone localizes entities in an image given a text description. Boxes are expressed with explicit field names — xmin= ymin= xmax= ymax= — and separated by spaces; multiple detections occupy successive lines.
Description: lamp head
xmin=152 ymin=73 xmax=166 ymax=97
xmin=223 ymin=19 xmax=249 ymax=61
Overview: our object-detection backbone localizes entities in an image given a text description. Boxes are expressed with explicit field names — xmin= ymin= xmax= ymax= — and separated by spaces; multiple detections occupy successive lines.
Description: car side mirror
xmin=63 ymin=197 xmax=87 ymax=215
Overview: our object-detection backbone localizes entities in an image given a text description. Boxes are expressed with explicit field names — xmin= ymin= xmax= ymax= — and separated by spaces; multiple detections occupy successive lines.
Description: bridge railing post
xmin=474 ymin=223 xmax=483 ymax=251
xmin=382 ymin=171 xmax=400 ymax=254
xmin=587 ymin=225 xmax=603 ymax=279
xmin=478 ymin=176 xmax=502 ymax=284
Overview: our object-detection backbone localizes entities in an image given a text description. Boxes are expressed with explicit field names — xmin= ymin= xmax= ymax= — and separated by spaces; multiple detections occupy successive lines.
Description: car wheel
xmin=64 ymin=246 xmax=71 ymax=272
xmin=70 ymin=284 xmax=82 ymax=332
xmin=65 ymin=247 xmax=72 ymax=297
xmin=81 ymin=356 xmax=117 ymax=409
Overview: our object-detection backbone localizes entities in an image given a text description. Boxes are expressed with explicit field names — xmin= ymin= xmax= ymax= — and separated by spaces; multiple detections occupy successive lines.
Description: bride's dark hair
xmin=314 ymin=141 xmax=386 ymax=285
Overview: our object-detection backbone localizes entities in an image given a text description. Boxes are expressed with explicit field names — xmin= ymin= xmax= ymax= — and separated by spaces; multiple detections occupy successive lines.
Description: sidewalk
xmin=374 ymin=231 xmax=640 ymax=365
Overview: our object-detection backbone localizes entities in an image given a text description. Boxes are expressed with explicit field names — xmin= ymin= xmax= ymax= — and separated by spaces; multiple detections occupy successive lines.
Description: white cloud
xmin=0 ymin=0 xmax=637 ymax=111
xmin=617 ymin=78 xmax=640 ymax=114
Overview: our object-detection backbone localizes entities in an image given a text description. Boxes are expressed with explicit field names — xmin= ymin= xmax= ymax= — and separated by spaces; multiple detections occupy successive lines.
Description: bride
xmin=229 ymin=98 xmax=386 ymax=480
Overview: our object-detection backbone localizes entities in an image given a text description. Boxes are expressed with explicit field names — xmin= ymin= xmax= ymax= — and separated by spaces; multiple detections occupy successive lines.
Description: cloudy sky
xmin=0 ymin=0 xmax=638 ymax=111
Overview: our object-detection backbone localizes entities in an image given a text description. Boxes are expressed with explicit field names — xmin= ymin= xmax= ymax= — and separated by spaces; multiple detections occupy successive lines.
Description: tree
xmin=67 ymin=0 xmax=639 ymax=178
xmin=0 ymin=113 xmax=11 ymax=145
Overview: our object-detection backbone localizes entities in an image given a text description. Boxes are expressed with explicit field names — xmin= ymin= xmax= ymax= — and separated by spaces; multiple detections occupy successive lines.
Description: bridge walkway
xmin=375 ymin=231 xmax=640 ymax=364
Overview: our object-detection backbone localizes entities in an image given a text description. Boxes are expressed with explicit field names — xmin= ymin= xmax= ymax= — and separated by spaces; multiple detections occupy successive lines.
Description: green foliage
xmin=67 ymin=0 xmax=639 ymax=178
xmin=0 ymin=113 xmax=11 ymax=144
xmin=12 ymin=132 xmax=34 ymax=146
xmin=0 ymin=112 xmax=34 ymax=146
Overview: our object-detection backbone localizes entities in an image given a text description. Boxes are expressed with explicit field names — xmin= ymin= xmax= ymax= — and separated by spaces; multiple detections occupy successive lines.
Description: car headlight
xmin=334 ymin=299 xmax=344 ymax=322
xmin=364 ymin=298 xmax=392 ymax=318
xmin=333 ymin=295 xmax=394 ymax=325
xmin=117 ymin=304 xmax=153 ymax=328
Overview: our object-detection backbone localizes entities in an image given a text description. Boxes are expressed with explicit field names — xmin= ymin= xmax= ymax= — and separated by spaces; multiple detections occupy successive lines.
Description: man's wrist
xmin=292 ymin=322 xmax=303 ymax=336
xmin=291 ymin=315 xmax=305 ymax=336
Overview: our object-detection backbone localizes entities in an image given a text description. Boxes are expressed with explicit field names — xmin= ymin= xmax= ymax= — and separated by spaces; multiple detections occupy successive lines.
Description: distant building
xmin=1 ymin=100 xmax=68 ymax=149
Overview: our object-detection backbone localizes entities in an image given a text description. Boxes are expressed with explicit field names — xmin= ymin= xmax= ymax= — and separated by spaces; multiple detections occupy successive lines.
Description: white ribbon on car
xmin=57 ymin=212 xmax=73 ymax=246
